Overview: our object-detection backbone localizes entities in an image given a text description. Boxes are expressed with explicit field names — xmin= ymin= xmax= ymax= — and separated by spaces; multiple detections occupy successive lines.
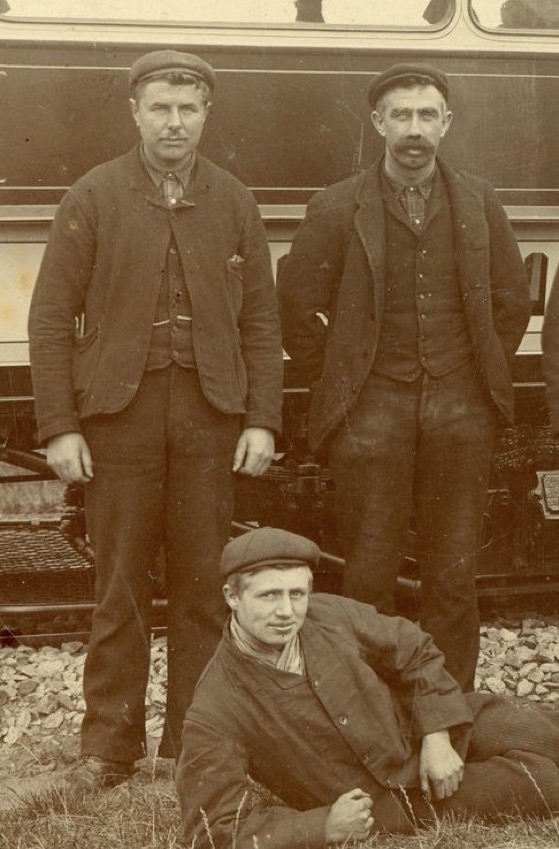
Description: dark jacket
xmin=278 ymin=158 xmax=530 ymax=452
xmin=176 ymin=594 xmax=473 ymax=849
xmin=28 ymin=147 xmax=283 ymax=443
xmin=542 ymin=265 xmax=559 ymax=435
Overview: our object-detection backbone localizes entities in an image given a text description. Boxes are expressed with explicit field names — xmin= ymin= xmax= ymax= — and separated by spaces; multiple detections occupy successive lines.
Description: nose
xmin=275 ymin=595 xmax=294 ymax=618
xmin=408 ymin=112 xmax=422 ymax=136
xmin=167 ymin=106 xmax=182 ymax=129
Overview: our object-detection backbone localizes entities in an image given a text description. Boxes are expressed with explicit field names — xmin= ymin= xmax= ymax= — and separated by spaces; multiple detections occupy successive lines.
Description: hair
xmin=226 ymin=564 xmax=314 ymax=595
xmin=375 ymin=75 xmax=449 ymax=116
xmin=131 ymin=71 xmax=212 ymax=104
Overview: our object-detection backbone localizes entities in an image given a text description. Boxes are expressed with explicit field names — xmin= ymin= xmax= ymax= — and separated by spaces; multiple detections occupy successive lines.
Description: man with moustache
xmin=28 ymin=50 xmax=282 ymax=784
xmin=278 ymin=63 xmax=530 ymax=692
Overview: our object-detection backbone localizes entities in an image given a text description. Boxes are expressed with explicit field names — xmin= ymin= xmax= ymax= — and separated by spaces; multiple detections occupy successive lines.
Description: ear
xmin=371 ymin=110 xmax=385 ymax=138
xmin=223 ymin=584 xmax=239 ymax=611
xmin=440 ymin=109 xmax=452 ymax=138
xmin=130 ymin=97 xmax=140 ymax=127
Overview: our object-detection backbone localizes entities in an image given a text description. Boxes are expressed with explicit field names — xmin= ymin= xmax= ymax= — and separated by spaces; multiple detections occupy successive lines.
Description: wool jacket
xmin=278 ymin=158 xmax=530 ymax=453
xmin=28 ymin=147 xmax=283 ymax=443
xmin=176 ymin=594 xmax=473 ymax=849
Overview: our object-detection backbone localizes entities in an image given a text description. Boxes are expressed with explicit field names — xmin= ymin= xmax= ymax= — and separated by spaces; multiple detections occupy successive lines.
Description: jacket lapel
xmin=438 ymin=158 xmax=488 ymax=297
xmin=354 ymin=162 xmax=387 ymax=323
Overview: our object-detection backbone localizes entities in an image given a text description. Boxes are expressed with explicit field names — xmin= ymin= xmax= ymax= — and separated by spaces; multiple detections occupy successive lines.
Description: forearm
xmin=176 ymin=723 xmax=328 ymax=849
xmin=28 ymin=192 xmax=94 ymax=442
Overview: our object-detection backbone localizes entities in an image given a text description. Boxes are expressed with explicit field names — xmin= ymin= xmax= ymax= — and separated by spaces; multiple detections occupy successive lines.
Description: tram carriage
xmin=1 ymin=0 xmax=559 ymax=631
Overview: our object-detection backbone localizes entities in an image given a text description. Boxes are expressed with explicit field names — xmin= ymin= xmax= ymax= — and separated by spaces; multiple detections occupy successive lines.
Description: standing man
xmin=278 ymin=63 xmax=530 ymax=691
xmin=28 ymin=50 xmax=283 ymax=783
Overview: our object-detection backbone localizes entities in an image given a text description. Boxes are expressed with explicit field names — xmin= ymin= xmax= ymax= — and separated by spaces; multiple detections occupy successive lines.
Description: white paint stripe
xmin=1 ymin=64 xmax=559 ymax=81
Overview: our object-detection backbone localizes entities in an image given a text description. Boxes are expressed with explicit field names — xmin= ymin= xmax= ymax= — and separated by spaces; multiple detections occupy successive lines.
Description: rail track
xmin=1 ymin=504 xmax=558 ymax=646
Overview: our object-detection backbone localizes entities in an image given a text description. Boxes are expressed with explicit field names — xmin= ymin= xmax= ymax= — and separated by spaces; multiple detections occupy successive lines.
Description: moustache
xmin=396 ymin=139 xmax=434 ymax=153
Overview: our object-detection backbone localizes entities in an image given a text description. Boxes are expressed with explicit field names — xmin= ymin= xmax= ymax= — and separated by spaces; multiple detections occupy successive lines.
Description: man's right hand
xmin=325 ymin=788 xmax=374 ymax=843
xmin=47 ymin=432 xmax=93 ymax=485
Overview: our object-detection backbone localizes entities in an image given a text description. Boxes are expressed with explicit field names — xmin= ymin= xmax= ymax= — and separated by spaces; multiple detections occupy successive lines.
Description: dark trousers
xmin=373 ymin=694 xmax=559 ymax=833
xmin=328 ymin=364 xmax=496 ymax=691
xmin=80 ymin=365 xmax=240 ymax=763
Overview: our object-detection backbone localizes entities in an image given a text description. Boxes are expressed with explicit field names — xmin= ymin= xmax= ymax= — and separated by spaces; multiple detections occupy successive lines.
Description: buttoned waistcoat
xmin=28 ymin=147 xmax=283 ymax=444
xmin=278 ymin=158 xmax=531 ymax=453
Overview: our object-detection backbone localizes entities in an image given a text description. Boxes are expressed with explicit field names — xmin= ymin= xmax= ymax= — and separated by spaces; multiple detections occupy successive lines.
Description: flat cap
xmin=368 ymin=62 xmax=449 ymax=107
xmin=221 ymin=528 xmax=321 ymax=580
xmin=129 ymin=49 xmax=216 ymax=92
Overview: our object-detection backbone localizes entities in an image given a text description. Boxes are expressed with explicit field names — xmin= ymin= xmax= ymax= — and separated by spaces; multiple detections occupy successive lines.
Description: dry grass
xmin=1 ymin=776 xmax=558 ymax=849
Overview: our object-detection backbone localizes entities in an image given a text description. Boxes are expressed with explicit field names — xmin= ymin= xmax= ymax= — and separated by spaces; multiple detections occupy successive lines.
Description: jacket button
xmin=338 ymin=715 xmax=348 ymax=726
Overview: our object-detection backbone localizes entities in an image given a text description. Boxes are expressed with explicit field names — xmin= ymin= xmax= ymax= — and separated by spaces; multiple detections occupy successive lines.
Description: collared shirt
xmin=384 ymin=165 xmax=436 ymax=231
xmin=140 ymin=145 xmax=196 ymax=206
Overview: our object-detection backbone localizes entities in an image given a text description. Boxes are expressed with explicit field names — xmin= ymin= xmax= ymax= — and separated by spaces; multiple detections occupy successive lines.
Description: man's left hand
xmin=233 ymin=427 xmax=275 ymax=476
xmin=419 ymin=730 xmax=464 ymax=801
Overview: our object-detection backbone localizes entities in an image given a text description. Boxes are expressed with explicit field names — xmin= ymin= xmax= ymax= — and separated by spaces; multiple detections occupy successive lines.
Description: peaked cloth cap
xmin=221 ymin=528 xmax=321 ymax=580
xmin=368 ymin=62 xmax=449 ymax=107
xmin=129 ymin=50 xmax=216 ymax=92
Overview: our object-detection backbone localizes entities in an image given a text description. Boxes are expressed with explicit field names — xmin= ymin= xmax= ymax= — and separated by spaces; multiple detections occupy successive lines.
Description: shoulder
xmin=438 ymin=158 xmax=499 ymax=201
xmin=65 ymin=150 xmax=136 ymax=208
xmin=308 ymin=167 xmax=373 ymax=214
xmin=75 ymin=149 xmax=135 ymax=188
xmin=306 ymin=592 xmax=373 ymax=630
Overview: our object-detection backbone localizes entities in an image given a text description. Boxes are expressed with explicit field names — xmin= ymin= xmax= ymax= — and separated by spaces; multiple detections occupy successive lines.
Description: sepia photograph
xmin=0 ymin=2 xmax=559 ymax=847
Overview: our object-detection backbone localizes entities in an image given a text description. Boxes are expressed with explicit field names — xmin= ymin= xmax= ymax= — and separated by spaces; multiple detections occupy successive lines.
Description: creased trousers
xmin=80 ymin=365 xmax=239 ymax=762
xmin=373 ymin=693 xmax=559 ymax=833
xmin=328 ymin=363 xmax=496 ymax=691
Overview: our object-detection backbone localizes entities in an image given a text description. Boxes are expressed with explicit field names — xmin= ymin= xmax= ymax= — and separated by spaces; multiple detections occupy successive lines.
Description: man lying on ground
xmin=176 ymin=527 xmax=559 ymax=848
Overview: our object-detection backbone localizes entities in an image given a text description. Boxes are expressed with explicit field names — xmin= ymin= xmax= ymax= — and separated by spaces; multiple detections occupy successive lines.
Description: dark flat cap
xmin=129 ymin=50 xmax=216 ymax=92
xmin=221 ymin=528 xmax=321 ymax=580
xmin=368 ymin=62 xmax=449 ymax=107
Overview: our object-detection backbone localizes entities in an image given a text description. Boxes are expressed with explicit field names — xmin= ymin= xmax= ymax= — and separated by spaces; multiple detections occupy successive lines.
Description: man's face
xmin=371 ymin=84 xmax=452 ymax=179
xmin=130 ymin=80 xmax=209 ymax=170
xmin=224 ymin=567 xmax=312 ymax=650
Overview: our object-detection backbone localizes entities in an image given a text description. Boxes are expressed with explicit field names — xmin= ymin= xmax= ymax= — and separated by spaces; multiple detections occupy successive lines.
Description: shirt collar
xmin=382 ymin=162 xmax=437 ymax=201
xmin=140 ymin=144 xmax=197 ymax=189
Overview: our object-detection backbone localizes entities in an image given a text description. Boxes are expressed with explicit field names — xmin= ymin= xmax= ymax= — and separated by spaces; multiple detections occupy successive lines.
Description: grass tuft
xmin=1 ymin=777 xmax=558 ymax=849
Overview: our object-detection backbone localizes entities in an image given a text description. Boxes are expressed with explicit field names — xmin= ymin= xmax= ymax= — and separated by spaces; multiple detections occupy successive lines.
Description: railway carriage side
xmin=0 ymin=0 xmax=558 ymax=622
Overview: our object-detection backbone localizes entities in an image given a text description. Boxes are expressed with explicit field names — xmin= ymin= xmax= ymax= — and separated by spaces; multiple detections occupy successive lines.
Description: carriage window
xmin=0 ymin=0 xmax=453 ymax=27
xmin=471 ymin=0 xmax=559 ymax=29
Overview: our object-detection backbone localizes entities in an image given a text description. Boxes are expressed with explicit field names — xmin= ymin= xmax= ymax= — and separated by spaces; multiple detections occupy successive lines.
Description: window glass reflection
xmin=0 ymin=0 xmax=453 ymax=27
xmin=472 ymin=0 xmax=559 ymax=29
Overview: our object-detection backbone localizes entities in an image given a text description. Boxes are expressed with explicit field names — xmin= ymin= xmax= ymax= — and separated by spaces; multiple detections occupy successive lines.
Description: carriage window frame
xmin=469 ymin=0 xmax=559 ymax=33
xmin=0 ymin=0 xmax=456 ymax=32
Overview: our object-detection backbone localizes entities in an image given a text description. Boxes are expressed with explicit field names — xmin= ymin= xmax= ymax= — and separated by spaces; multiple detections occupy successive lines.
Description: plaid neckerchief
xmin=385 ymin=166 xmax=436 ymax=231
xmin=229 ymin=615 xmax=306 ymax=675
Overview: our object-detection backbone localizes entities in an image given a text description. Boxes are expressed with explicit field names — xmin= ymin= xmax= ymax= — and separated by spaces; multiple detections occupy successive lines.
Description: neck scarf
xmin=230 ymin=615 xmax=305 ymax=675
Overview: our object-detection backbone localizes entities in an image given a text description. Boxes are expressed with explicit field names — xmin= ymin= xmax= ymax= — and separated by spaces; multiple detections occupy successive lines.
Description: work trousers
xmin=80 ymin=365 xmax=240 ymax=763
xmin=328 ymin=363 xmax=496 ymax=691
xmin=373 ymin=694 xmax=559 ymax=833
